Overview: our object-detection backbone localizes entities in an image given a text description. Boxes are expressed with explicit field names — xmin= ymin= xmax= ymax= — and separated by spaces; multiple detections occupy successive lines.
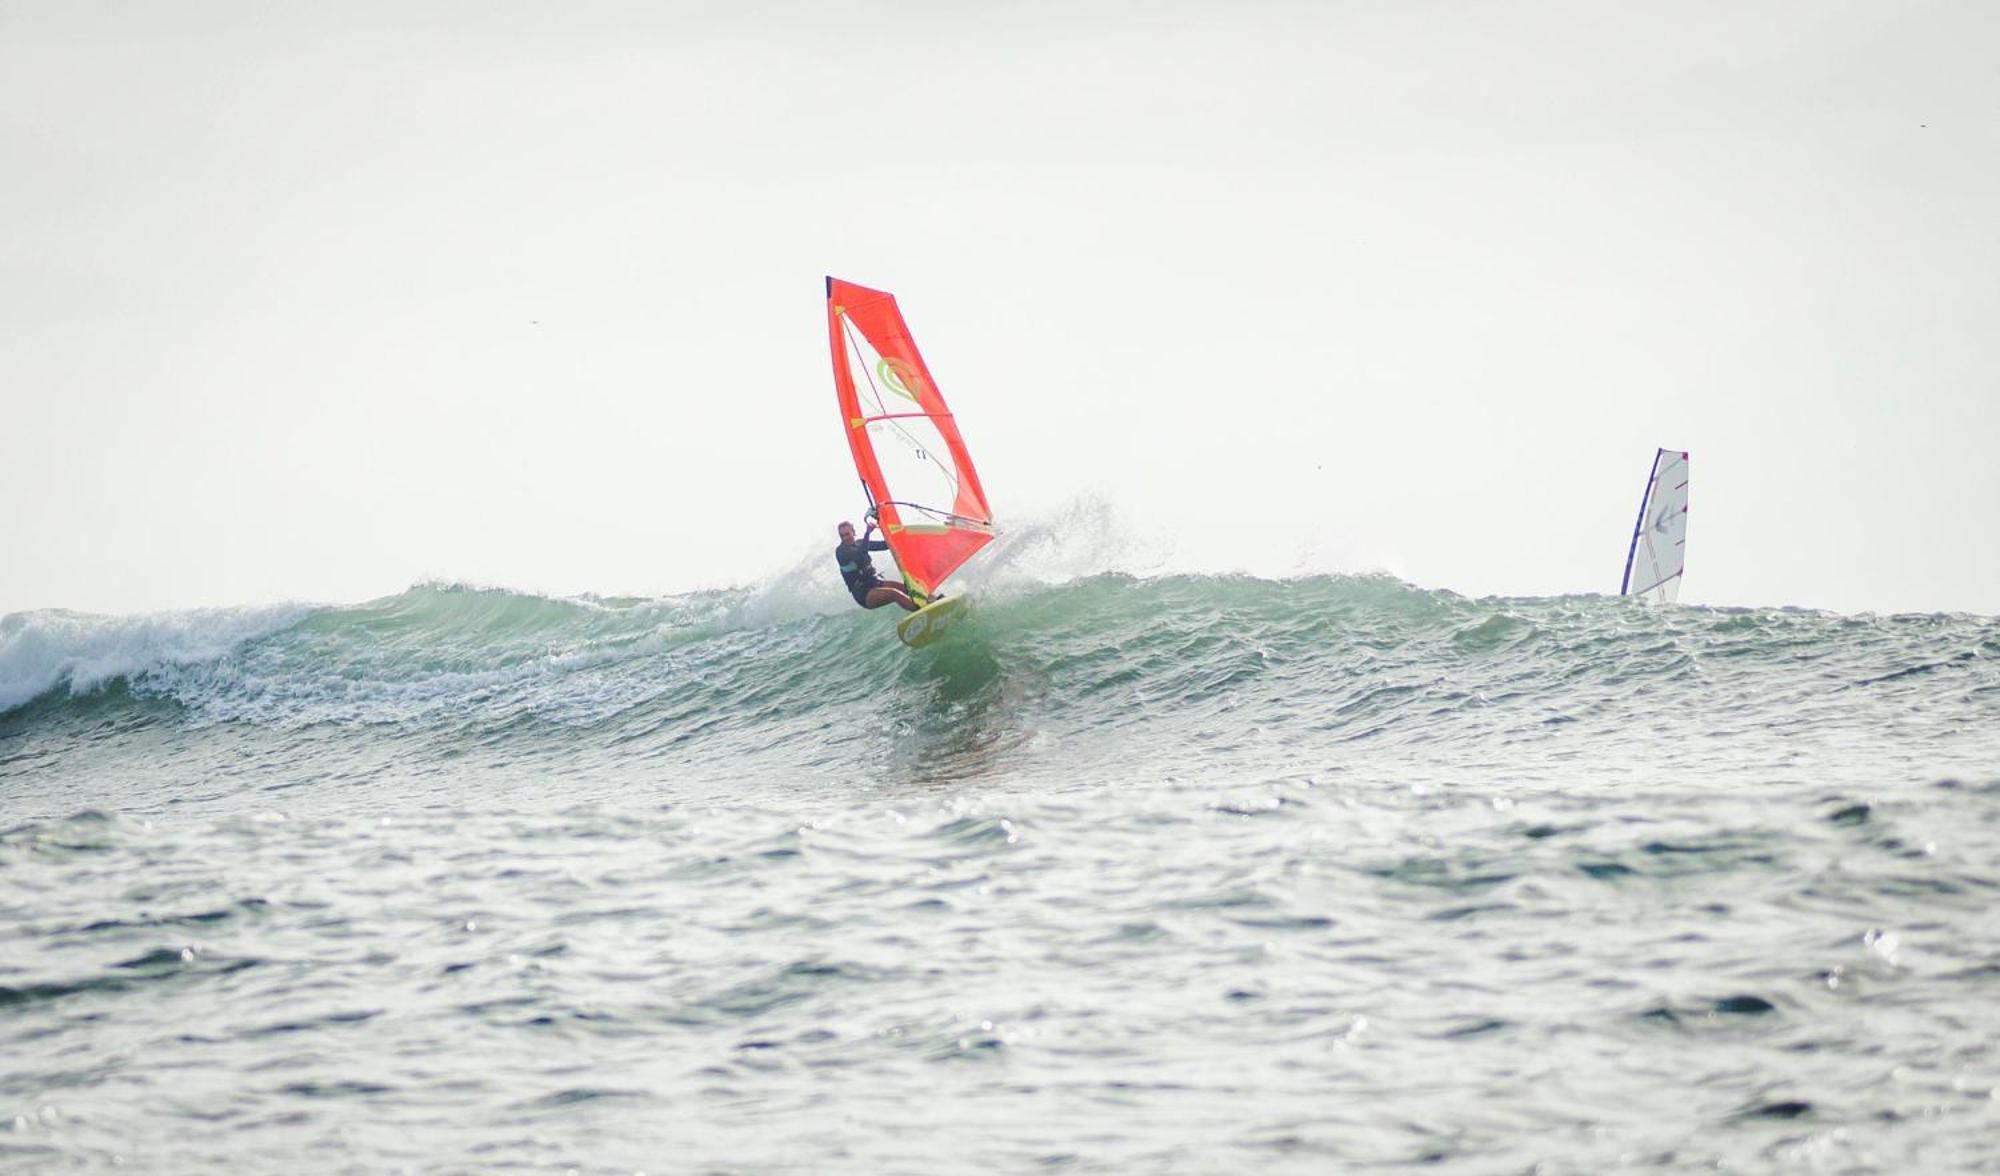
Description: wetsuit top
xmin=836 ymin=537 xmax=891 ymax=597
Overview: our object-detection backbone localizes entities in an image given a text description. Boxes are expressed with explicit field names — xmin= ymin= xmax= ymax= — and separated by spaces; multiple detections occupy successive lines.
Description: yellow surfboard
xmin=897 ymin=595 xmax=968 ymax=648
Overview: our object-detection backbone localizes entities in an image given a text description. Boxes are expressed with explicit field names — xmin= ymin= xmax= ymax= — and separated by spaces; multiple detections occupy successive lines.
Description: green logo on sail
xmin=877 ymin=358 xmax=921 ymax=404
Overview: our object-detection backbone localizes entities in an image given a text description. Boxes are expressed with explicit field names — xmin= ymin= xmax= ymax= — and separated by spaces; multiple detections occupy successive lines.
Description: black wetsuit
xmin=836 ymin=536 xmax=892 ymax=606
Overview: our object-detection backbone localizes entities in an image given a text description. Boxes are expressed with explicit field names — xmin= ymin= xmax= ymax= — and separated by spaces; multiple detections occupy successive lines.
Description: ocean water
xmin=3 ymin=570 xmax=1998 ymax=1173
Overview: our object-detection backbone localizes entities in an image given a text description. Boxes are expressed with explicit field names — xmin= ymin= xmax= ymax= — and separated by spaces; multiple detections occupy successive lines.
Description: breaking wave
xmin=5 ymin=567 xmax=1997 ymax=801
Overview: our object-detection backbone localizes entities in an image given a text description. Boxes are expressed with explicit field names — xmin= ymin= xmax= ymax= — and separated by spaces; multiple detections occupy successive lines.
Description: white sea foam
xmin=0 ymin=604 xmax=313 ymax=714
xmin=948 ymin=494 xmax=1394 ymax=594
xmin=962 ymin=496 xmax=1172 ymax=593
xmin=716 ymin=547 xmax=857 ymax=631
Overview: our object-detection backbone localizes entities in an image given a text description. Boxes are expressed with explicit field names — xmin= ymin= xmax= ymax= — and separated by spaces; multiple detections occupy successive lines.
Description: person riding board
xmin=835 ymin=511 xmax=921 ymax=612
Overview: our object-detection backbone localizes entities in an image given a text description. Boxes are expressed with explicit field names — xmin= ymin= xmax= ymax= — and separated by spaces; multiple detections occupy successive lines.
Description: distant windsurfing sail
xmin=826 ymin=277 xmax=995 ymax=599
xmin=1620 ymin=448 xmax=1690 ymax=602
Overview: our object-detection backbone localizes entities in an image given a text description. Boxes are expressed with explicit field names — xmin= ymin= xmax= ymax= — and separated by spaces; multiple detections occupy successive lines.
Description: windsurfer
xmin=836 ymin=516 xmax=920 ymax=612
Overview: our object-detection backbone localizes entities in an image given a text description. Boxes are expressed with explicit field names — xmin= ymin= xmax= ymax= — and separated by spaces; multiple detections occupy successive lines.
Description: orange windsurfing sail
xmin=826 ymin=277 xmax=995 ymax=600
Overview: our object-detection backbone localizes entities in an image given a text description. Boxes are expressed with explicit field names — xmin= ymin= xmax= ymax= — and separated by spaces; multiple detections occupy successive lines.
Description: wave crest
xmin=0 ymin=603 xmax=314 ymax=714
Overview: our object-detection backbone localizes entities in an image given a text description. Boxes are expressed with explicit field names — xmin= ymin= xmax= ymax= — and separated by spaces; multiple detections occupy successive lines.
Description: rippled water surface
xmin=3 ymin=575 xmax=1998 ymax=1171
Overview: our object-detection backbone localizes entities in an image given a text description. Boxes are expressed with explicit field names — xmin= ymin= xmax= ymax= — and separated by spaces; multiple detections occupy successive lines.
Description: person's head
xmin=837 ymin=521 xmax=856 ymax=543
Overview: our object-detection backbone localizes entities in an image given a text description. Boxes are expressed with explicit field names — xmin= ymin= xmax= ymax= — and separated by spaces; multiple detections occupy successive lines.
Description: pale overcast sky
xmin=4 ymin=0 xmax=1996 ymax=617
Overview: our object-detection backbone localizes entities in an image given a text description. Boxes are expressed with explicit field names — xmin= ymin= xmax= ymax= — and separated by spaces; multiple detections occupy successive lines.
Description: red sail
xmin=826 ymin=277 xmax=995 ymax=599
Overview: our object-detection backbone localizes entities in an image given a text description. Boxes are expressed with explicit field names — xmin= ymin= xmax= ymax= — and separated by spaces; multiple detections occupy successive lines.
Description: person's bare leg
xmin=864 ymin=585 xmax=920 ymax=612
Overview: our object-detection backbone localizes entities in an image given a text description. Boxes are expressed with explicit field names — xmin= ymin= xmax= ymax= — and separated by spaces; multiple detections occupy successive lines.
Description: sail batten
xmin=827 ymin=278 xmax=995 ymax=599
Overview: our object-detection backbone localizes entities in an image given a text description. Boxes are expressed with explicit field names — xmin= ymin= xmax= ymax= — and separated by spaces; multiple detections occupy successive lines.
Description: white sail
xmin=1620 ymin=449 xmax=1689 ymax=603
